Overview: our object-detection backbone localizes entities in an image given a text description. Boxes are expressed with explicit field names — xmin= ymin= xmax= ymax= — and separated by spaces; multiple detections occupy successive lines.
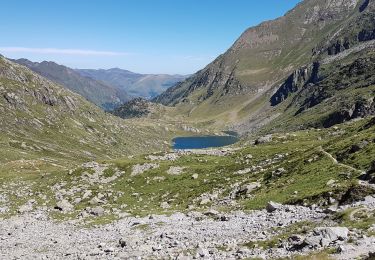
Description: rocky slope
xmin=268 ymin=47 xmax=375 ymax=130
xmin=263 ymin=0 xmax=375 ymax=131
xmin=1 ymin=116 xmax=374 ymax=259
xmin=154 ymin=0 xmax=374 ymax=133
xmin=76 ymin=68 xmax=187 ymax=100
xmin=2 ymin=200 xmax=375 ymax=259
xmin=13 ymin=59 xmax=131 ymax=111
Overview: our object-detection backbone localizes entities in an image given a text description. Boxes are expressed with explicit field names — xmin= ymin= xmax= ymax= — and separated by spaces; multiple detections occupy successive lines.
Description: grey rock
xmin=90 ymin=206 xmax=105 ymax=216
xmin=304 ymin=235 xmax=321 ymax=248
xmin=255 ymin=135 xmax=272 ymax=145
xmin=196 ymin=247 xmax=209 ymax=257
xmin=303 ymin=227 xmax=349 ymax=249
xmin=18 ymin=203 xmax=33 ymax=213
xmin=236 ymin=182 xmax=261 ymax=197
xmin=266 ymin=201 xmax=282 ymax=213
xmin=119 ymin=238 xmax=127 ymax=248
xmin=314 ymin=227 xmax=349 ymax=242
xmin=160 ymin=202 xmax=170 ymax=209
xmin=55 ymin=199 xmax=73 ymax=212
xmin=131 ymin=163 xmax=159 ymax=176
xmin=89 ymin=196 xmax=105 ymax=205
xmin=167 ymin=166 xmax=185 ymax=175
xmin=273 ymin=167 xmax=286 ymax=177
xmin=104 ymin=246 xmax=115 ymax=253
xmin=203 ymin=209 xmax=220 ymax=217
xmin=82 ymin=190 xmax=92 ymax=200
xmin=199 ymin=198 xmax=210 ymax=205
xmin=326 ymin=179 xmax=336 ymax=187
xmin=288 ymin=234 xmax=305 ymax=246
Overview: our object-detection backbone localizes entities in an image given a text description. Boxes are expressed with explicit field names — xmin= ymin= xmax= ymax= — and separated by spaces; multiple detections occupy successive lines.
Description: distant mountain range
xmin=13 ymin=59 xmax=187 ymax=111
xmin=76 ymin=68 xmax=187 ymax=100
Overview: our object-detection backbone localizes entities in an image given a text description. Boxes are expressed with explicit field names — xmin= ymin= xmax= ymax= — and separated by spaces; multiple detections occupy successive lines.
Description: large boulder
xmin=303 ymin=235 xmax=322 ymax=248
xmin=131 ymin=163 xmax=159 ymax=176
xmin=266 ymin=201 xmax=282 ymax=213
xmin=236 ymin=182 xmax=261 ymax=198
xmin=348 ymin=140 xmax=369 ymax=154
xmin=314 ymin=227 xmax=349 ymax=241
xmin=304 ymin=227 xmax=349 ymax=248
xmin=54 ymin=199 xmax=73 ymax=212
xmin=255 ymin=135 xmax=272 ymax=145
xmin=90 ymin=206 xmax=105 ymax=216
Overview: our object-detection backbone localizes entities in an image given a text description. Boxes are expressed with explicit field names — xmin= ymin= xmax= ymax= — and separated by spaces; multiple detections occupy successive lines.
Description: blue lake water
xmin=172 ymin=135 xmax=239 ymax=150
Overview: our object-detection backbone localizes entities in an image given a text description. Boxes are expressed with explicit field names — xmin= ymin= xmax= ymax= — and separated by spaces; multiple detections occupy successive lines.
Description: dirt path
xmin=318 ymin=146 xmax=364 ymax=173
xmin=319 ymin=146 xmax=375 ymax=190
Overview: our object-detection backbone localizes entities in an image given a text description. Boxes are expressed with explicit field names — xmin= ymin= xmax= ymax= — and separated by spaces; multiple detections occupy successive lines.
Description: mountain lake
xmin=172 ymin=135 xmax=239 ymax=149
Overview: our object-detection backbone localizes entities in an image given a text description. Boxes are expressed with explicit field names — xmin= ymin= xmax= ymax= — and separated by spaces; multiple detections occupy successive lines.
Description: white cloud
xmin=0 ymin=47 xmax=129 ymax=56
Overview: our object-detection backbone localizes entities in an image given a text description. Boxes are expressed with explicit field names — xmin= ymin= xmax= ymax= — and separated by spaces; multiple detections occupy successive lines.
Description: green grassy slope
xmin=0 ymin=57 xmax=179 ymax=172
xmin=1 ymin=115 xmax=373 ymax=223
xmin=154 ymin=0 xmax=374 ymax=133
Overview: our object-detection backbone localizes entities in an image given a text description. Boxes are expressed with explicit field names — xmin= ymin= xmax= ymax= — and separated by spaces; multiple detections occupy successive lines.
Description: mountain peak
xmin=154 ymin=0 xmax=374 ymax=130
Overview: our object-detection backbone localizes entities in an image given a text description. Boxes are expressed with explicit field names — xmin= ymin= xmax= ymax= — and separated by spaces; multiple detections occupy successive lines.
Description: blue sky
xmin=0 ymin=0 xmax=301 ymax=74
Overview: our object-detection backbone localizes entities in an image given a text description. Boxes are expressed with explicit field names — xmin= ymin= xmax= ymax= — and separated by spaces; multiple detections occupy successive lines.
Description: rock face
xmin=0 ymin=59 xmax=77 ymax=112
xmin=271 ymin=52 xmax=375 ymax=129
xmin=270 ymin=62 xmax=320 ymax=106
xmin=323 ymin=96 xmax=375 ymax=128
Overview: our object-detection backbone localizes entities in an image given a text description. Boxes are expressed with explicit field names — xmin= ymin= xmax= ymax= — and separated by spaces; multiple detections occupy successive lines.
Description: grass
xmin=334 ymin=207 xmax=375 ymax=231
xmin=0 ymin=116 xmax=374 ymax=224
xmin=276 ymin=249 xmax=336 ymax=260
xmin=244 ymin=221 xmax=316 ymax=249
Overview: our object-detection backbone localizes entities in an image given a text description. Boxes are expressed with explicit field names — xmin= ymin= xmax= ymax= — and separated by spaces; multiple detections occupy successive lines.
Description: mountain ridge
xmin=153 ymin=0 xmax=374 ymax=133
xmin=76 ymin=68 xmax=187 ymax=100
xmin=13 ymin=58 xmax=131 ymax=111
